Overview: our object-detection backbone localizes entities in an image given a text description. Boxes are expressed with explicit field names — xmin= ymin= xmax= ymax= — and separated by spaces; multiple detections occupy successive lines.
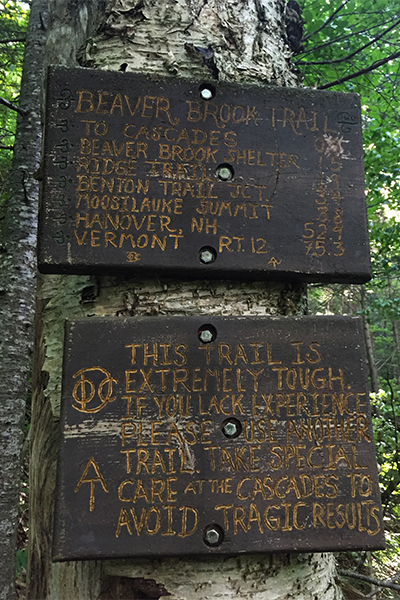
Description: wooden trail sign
xmin=39 ymin=67 xmax=371 ymax=282
xmin=53 ymin=316 xmax=384 ymax=561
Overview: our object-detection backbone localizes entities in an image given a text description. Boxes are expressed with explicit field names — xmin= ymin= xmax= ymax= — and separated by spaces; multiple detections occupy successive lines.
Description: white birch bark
xmin=0 ymin=1 xmax=47 ymax=598
xmin=29 ymin=1 xmax=343 ymax=598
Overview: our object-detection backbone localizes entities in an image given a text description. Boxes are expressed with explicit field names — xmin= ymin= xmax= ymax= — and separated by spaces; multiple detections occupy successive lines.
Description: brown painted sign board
xmin=39 ymin=67 xmax=371 ymax=283
xmin=53 ymin=316 xmax=385 ymax=561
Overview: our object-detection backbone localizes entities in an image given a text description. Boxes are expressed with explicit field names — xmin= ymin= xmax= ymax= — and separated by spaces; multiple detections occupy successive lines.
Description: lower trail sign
xmin=53 ymin=316 xmax=385 ymax=560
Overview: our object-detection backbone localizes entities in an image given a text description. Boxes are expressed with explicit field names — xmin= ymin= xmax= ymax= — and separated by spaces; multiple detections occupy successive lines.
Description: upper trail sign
xmin=38 ymin=66 xmax=371 ymax=282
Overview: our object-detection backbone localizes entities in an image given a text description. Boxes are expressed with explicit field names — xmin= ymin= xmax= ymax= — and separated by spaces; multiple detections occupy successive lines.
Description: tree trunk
xmin=360 ymin=286 xmax=379 ymax=393
xmin=0 ymin=1 xmax=47 ymax=598
xmin=386 ymin=277 xmax=400 ymax=382
xmin=29 ymin=1 xmax=342 ymax=599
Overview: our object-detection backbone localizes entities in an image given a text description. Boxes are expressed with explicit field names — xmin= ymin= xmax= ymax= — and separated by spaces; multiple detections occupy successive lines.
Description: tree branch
xmin=297 ymin=16 xmax=400 ymax=65
xmin=0 ymin=37 xmax=26 ymax=44
xmin=367 ymin=201 xmax=385 ymax=210
xmin=386 ymin=377 xmax=400 ymax=470
xmin=365 ymin=571 xmax=400 ymax=597
xmin=0 ymin=96 xmax=28 ymax=116
xmin=303 ymin=0 xmax=349 ymax=42
xmin=318 ymin=49 xmax=400 ymax=89
xmin=0 ymin=145 xmax=14 ymax=150
xmin=299 ymin=20 xmax=388 ymax=57
xmin=338 ymin=570 xmax=400 ymax=592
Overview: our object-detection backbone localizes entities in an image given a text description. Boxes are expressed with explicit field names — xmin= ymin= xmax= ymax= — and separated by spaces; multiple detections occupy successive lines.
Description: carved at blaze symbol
xmin=72 ymin=367 xmax=117 ymax=413
xmin=75 ymin=457 xmax=109 ymax=511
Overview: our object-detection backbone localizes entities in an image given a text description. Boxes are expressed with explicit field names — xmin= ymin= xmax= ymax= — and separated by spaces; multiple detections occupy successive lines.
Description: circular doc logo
xmin=72 ymin=367 xmax=118 ymax=413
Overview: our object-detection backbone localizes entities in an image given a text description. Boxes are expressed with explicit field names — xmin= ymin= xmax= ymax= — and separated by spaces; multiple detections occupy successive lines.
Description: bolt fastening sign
xmin=39 ymin=66 xmax=371 ymax=283
xmin=53 ymin=316 xmax=384 ymax=560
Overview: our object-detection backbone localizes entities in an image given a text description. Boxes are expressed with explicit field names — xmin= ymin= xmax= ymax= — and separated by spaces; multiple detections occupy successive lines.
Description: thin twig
xmin=338 ymin=570 xmax=400 ymax=591
xmin=318 ymin=49 xmax=400 ymax=89
xmin=367 ymin=201 xmax=385 ymax=210
xmin=386 ymin=377 xmax=400 ymax=470
xmin=298 ymin=16 xmax=400 ymax=65
xmin=0 ymin=96 xmax=28 ymax=116
xmin=0 ymin=145 xmax=14 ymax=150
xmin=299 ymin=20 xmax=388 ymax=58
xmin=0 ymin=37 xmax=25 ymax=44
xmin=365 ymin=571 xmax=400 ymax=598
xmin=303 ymin=0 xmax=349 ymax=41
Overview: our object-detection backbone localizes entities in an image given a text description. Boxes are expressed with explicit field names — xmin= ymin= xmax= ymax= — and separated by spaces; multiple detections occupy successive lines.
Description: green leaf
xmin=16 ymin=548 xmax=28 ymax=576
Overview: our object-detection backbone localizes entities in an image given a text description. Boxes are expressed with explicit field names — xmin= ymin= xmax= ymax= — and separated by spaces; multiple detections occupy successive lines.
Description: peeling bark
xmin=84 ymin=0 xmax=297 ymax=86
xmin=28 ymin=1 xmax=342 ymax=599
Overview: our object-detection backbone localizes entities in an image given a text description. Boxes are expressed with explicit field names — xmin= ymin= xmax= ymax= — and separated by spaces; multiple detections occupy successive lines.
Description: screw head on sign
xmin=199 ymin=329 xmax=213 ymax=343
xmin=203 ymin=525 xmax=224 ymax=547
xmin=223 ymin=421 xmax=238 ymax=437
xmin=217 ymin=166 xmax=233 ymax=181
xmin=200 ymin=249 xmax=214 ymax=264
xmin=200 ymin=87 xmax=213 ymax=100
xmin=221 ymin=417 xmax=242 ymax=438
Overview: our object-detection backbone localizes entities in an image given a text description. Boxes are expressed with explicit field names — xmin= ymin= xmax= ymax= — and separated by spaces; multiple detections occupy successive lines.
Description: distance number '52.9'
xmin=303 ymin=222 xmax=344 ymax=257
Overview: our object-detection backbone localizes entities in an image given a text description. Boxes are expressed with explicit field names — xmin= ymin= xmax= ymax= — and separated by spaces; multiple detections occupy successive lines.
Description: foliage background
xmin=297 ymin=0 xmax=400 ymax=595
xmin=0 ymin=0 xmax=28 ymax=211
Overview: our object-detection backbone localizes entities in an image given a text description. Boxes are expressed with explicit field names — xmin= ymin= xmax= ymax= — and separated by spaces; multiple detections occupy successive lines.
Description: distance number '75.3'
xmin=303 ymin=222 xmax=344 ymax=257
